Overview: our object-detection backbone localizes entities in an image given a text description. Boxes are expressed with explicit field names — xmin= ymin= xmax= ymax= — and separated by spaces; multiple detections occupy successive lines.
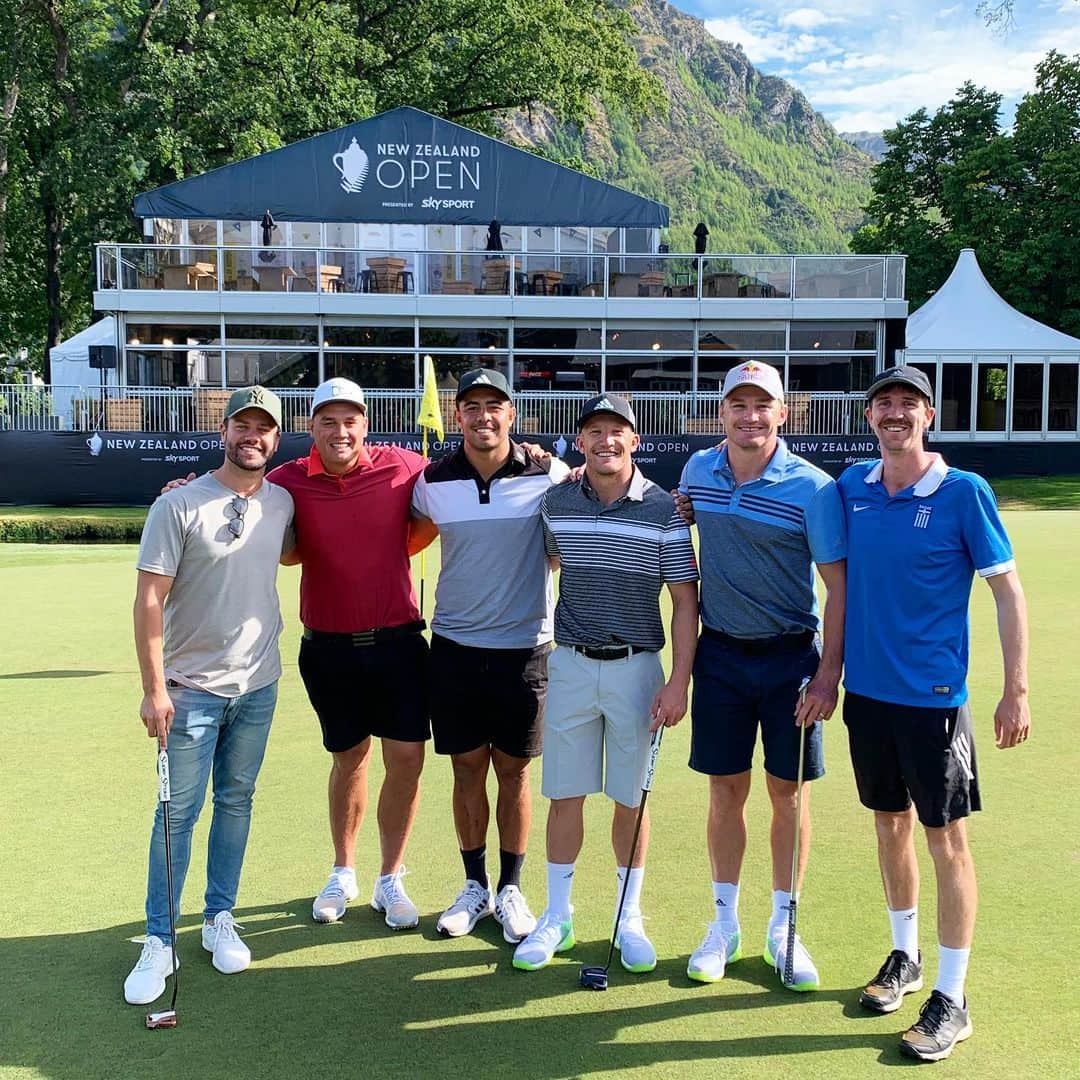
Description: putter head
xmin=146 ymin=1009 xmax=177 ymax=1029
xmin=579 ymin=966 xmax=608 ymax=991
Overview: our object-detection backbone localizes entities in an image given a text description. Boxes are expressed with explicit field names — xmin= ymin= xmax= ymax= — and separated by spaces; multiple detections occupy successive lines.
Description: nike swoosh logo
xmin=852 ymin=504 xmax=870 ymax=512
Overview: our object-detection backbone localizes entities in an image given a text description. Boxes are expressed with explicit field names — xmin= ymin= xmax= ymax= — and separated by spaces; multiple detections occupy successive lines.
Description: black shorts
xmin=298 ymin=632 xmax=430 ymax=753
xmin=428 ymin=634 xmax=550 ymax=758
xmin=843 ymin=691 xmax=981 ymax=828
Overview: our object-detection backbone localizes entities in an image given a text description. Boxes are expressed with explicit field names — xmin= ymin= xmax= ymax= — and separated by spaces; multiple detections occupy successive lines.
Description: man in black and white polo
xmin=411 ymin=368 xmax=568 ymax=945
xmin=513 ymin=393 xmax=699 ymax=973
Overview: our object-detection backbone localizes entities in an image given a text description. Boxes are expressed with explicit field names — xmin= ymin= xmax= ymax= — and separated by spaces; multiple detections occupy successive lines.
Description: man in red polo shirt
xmin=268 ymin=377 xmax=430 ymax=929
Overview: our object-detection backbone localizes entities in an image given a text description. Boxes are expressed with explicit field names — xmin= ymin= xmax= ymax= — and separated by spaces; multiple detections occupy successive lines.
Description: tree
xmin=851 ymin=52 xmax=1080 ymax=337
xmin=0 ymin=0 xmax=661 ymax=376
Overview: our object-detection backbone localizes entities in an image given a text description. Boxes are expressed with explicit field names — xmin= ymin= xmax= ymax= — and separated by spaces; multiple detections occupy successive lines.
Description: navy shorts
xmin=298 ymin=631 xmax=430 ymax=753
xmin=690 ymin=629 xmax=824 ymax=781
xmin=843 ymin=691 xmax=981 ymax=828
xmin=428 ymin=634 xmax=549 ymax=758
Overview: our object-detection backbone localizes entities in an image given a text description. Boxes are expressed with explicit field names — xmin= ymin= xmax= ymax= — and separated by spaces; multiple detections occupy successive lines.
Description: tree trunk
xmin=43 ymin=189 xmax=62 ymax=380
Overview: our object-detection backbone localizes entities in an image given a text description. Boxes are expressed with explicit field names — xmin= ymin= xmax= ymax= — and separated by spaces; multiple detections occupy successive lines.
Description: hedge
xmin=0 ymin=517 xmax=146 ymax=543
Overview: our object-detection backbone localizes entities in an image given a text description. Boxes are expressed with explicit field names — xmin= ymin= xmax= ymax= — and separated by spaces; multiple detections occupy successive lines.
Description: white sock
xmin=712 ymin=881 xmax=740 ymax=928
xmin=547 ymin=861 xmax=575 ymax=920
xmin=769 ymin=890 xmax=792 ymax=937
xmin=615 ymin=866 xmax=645 ymax=920
xmin=888 ymin=906 xmax=919 ymax=963
xmin=333 ymin=864 xmax=355 ymax=877
xmin=934 ymin=945 xmax=970 ymax=1006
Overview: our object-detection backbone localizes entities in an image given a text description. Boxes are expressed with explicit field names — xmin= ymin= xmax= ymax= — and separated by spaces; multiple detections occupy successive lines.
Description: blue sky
xmin=677 ymin=0 xmax=1079 ymax=132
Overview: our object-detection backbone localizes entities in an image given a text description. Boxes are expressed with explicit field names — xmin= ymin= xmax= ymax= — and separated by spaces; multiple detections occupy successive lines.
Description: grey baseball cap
xmin=866 ymin=365 xmax=933 ymax=403
xmin=576 ymin=393 xmax=637 ymax=431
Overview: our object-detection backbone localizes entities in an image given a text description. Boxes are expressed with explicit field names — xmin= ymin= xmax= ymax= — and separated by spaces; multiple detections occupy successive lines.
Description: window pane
xmin=592 ymin=228 xmax=619 ymax=254
xmin=976 ymin=363 xmax=1008 ymax=432
xmin=604 ymin=352 xmax=693 ymax=391
xmin=698 ymin=326 xmax=785 ymax=352
xmin=326 ymin=223 xmax=358 ymax=248
xmin=513 ymin=354 xmax=601 ymax=392
xmin=514 ymin=325 xmax=601 ymax=351
xmin=560 ymin=227 xmax=588 ymax=253
xmin=225 ymin=351 xmax=318 ymax=387
xmin=697 ymin=355 xmax=785 ymax=392
xmin=788 ymin=354 xmax=869 ymax=392
xmin=419 ymin=326 xmax=508 ymax=349
xmin=325 ymin=352 xmax=416 ymax=389
xmin=606 ymin=327 xmax=693 ymax=351
xmin=187 ymin=220 xmax=217 ymax=245
xmin=1012 ymin=364 xmax=1043 ymax=432
xmin=1049 ymin=364 xmax=1079 ymax=431
xmin=527 ymin=226 xmax=556 ymax=251
xmin=789 ymin=322 xmax=876 ymax=350
xmin=126 ymin=323 xmax=221 ymax=347
xmin=126 ymin=348 xmax=222 ymax=388
xmin=291 ymin=222 xmax=320 ymax=247
xmin=940 ymin=363 xmax=972 ymax=431
xmin=225 ymin=323 xmax=318 ymax=346
xmin=325 ymin=325 xmax=414 ymax=348
xmin=425 ymin=352 xmax=509 ymax=386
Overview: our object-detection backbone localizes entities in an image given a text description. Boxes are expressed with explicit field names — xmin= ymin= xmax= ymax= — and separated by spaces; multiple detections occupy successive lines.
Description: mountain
xmin=505 ymin=0 xmax=873 ymax=254
xmin=841 ymin=131 xmax=888 ymax=161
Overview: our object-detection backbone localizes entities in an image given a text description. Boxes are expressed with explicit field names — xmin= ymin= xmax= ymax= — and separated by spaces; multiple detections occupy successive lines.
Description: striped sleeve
xmin=541 ymin=499 xmax=559 ymax=557
xmin=659 ymin=510 xmax=699 ymax=584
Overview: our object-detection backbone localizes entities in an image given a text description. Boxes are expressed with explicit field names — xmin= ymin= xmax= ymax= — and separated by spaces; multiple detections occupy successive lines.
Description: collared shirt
xmin=839 ymin=455 xmax=1015 ymax=708
xmin=268 ymin=443 xmax=426 ymax=632
xmin=541 ymin=467 xmax=698 ymax=650
xmin=412 ymin=442 xmax=569 ymax=649
xmin=680 ymin=439 xmax=846 ymax=639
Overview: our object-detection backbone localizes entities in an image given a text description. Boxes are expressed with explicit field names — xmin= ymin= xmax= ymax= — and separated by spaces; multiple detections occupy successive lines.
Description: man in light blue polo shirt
xmin=679 ymin=360 xmax=846 ymax=991
xmin=839 ymin=366 xmax=1030 ymax=1062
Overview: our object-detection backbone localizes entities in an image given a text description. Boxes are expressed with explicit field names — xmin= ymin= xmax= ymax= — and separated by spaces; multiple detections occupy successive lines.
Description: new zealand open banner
xmin=0 ymin=431 xmax=889 ymax=506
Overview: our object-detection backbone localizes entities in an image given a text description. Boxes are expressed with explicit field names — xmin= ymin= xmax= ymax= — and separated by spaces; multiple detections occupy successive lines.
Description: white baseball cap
xmin=311 ymin=377 xmax=366 ymax=416
xmin=721 ymin=361 xmax=785 ymax=402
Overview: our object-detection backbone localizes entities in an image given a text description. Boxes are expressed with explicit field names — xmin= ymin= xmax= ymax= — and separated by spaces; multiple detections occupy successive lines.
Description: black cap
xmin=455 ymin=368 xmax=513 ymax=402
xmin=866 ymin=365 xmax=933 ymax=404
xmin=576 ymin=393 xmax=637 ymax=431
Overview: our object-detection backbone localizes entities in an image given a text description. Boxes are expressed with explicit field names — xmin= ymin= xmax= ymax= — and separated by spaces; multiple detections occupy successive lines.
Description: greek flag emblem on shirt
xmin=914 ymin=504 xmax=933 ymax=529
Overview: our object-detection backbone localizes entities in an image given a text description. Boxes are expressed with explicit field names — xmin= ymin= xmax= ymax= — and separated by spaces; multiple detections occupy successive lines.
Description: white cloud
xmin=780 ymin=8 xmax=839 ymax=29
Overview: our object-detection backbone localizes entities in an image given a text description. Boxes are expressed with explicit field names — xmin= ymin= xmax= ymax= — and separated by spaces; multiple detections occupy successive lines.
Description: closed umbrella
xmin=486 ymin=219 xmax=503 ymax=252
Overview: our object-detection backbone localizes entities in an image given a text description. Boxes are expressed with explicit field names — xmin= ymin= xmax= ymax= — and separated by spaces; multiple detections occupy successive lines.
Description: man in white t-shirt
xmin=123 ymin=386 xmax=295 ymax=1008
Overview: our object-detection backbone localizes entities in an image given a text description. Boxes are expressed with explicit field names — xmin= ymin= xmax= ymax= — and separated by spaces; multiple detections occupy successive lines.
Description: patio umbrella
xmin=261 ymin=210 xmax=276 ymax=246
xmin=693 ymin=222 xmax=709 ymax=255
xmin=486 ymin=219 xmax=503 ymax=252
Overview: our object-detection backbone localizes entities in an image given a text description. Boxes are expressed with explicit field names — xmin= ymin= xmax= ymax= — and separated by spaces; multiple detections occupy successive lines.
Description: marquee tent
xmin=48 ymin=317 xmax=118 ymax=423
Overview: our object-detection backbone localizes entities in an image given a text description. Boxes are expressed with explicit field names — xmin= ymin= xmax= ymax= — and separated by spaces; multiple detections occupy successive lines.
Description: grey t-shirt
xmin=136 ymin=473 xmax=295 ymax=697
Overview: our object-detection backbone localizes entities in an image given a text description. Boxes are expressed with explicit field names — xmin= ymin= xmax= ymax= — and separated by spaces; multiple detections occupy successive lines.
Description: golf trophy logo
xmin=332 ymin=138 xmax=370 ymax=194
xmin=86 ymin=431 xmax=103 ymax=456
xmin=553 ymin=434 xmax=568 ymax=459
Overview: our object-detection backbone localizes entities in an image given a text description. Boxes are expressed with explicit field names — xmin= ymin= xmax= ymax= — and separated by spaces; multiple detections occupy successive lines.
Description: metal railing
xmin=95 ymin=245 xmax=906 ymax=302
xmin=1 ymin=384 xmax=870 ymax=436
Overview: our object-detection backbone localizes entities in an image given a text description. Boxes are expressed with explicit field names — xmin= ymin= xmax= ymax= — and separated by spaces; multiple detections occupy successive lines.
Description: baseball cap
xmin=311 ymin=377 xmax=366 ymax=416
xmin=721 ymin=361 xmax=785 ymax=402
xmin=576 ymin=393 xmax=637 ymax=431
xmin=866 ymin=365 xmax=933 ymax=404
xmin=455 ymin=368 xmax=513 ymax=402
xmin=223 ymin=386 xmax=282 ymax=428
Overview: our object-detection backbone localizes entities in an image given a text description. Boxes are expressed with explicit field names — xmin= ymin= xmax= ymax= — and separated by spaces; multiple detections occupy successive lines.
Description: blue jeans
xmin=145 ymin=681 xmax=277 ymax=941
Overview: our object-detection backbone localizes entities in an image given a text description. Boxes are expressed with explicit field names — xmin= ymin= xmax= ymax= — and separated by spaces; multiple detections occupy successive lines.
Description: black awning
xmin=133 ymin=107 xmax=668 ymax=229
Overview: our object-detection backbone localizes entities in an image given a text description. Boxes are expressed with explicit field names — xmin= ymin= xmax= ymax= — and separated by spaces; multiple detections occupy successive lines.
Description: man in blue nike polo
xmin=839 ymin=366 xmax=1031 ymax=1062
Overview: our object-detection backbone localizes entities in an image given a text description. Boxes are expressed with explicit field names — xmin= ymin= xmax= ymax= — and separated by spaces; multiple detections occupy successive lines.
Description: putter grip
xmin=157 ymin=749 xmax=171 ymax=803
xmin=642 ymin=729 xmax=664 ymax=792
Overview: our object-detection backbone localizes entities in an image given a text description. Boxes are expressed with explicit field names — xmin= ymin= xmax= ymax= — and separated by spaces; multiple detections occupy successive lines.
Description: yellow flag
xmin=418 ymin=354 xmax=444 ymax=441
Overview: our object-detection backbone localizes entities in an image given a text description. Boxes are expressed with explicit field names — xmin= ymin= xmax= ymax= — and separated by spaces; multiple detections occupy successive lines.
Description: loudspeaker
xmin=884 ymin=318 xmax=906 ymax=366
xmin=88 ymin=345 xmax=117 ymax=370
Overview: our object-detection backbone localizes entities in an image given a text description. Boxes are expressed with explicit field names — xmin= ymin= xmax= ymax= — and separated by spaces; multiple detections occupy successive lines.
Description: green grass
xmin=1 ymin=519 xmax=1077 ymax=1079
xmin=990 ymin=475 xmax=1080 ymax=510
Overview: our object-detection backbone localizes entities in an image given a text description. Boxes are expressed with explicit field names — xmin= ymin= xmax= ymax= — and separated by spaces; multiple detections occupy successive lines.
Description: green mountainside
xmin=506 ymin=0 xmax=872 ymax=253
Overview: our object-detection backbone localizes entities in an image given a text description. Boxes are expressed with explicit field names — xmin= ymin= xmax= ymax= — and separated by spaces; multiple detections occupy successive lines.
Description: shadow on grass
xmin=0 ymin=669 xmax=112 ymax=679
xmin=1 ymin=901 xmax=920 ymax=1079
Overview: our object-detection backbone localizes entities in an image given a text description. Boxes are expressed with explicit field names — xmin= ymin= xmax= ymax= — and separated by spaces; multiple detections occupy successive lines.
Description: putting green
xmin=0 ymin=514 xmax=1076 ymax=1078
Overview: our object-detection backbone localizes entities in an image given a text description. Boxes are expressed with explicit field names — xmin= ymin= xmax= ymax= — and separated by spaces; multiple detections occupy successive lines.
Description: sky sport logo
xmin=914 ymin=504 xmax=933 ymax=529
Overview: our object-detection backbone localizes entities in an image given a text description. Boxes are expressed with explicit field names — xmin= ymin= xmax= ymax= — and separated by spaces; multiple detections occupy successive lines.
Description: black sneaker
xmin=899 ymin=990 xmax=973 ymax=1061
xmin=859 ymin=949 xmax=923 ymax=1013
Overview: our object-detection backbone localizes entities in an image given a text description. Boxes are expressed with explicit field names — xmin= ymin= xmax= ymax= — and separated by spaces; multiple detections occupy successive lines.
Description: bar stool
xmin=530 ymin=272 xmax=549 ymax=295
xmin=358 ymin=269 xmax=377 ymax=293
xmin=395 ymin=269 xmax=414 ymax=294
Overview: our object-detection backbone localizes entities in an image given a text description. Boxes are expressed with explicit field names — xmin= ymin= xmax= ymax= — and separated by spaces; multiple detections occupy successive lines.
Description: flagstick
xmin=420 ymin=426 xmax=428 ymax=618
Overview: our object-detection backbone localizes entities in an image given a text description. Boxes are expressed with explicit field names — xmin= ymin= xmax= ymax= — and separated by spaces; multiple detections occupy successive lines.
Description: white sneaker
xmin=312 ymin=867 xmax=359 ymax=923
xmin=688 ymin=921 xmax=742 ymax=983
xmin=615 ymin=913 xmax=657 ymax=973
xmin=123 ymin=935 xmax=179 ymax=1005
xmin=494 ymin=884 xmax=537 ymax=944
xmin=201 ymin=911 xmax=250 ymax=974
xmin=437 ymin=879 xmax=493 ymax=937
xmin=765 ymin=927 xmax=820 ymax=991
xmin=512 ymin=908 xmax=575 ymax=970
xmin=371 ymin=867 xmax=420 ymax=930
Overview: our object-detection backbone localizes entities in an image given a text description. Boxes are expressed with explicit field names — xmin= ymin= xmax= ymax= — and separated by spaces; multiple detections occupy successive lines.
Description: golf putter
xmin=780 ymin=677 xmax=811 ymax=989
xmin=147 ymin=746 xmax=179 ymax=1030
xmin=580 ymin=727 xmax=664 ymax=991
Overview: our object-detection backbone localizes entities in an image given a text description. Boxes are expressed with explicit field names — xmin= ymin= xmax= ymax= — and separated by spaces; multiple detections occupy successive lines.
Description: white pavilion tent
xmin=47 ymin=317 xmax=119 ymax=426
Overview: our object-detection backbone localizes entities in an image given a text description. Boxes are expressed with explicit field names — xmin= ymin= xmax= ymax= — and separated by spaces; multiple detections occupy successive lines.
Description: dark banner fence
xmin=1 ymin=431 xmax=1077 ymax=506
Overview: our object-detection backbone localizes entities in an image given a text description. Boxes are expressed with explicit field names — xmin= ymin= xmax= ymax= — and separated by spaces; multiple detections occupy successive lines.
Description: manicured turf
xmin=1 ymin=517 xmax=1077 ymax=1079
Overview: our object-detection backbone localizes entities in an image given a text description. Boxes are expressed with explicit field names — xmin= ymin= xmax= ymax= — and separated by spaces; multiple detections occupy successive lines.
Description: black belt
xmin=571 ymin=644 xmax=653 ymax=662
xmin=701 ymin=626 xmax=814 ymax=655
xmin=302 ymin=621 xmax=426 ymax=647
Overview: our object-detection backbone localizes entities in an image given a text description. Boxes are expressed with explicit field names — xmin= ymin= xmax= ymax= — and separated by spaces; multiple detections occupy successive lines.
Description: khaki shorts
xmin=541 ymin=645 xmax=664 ymax=807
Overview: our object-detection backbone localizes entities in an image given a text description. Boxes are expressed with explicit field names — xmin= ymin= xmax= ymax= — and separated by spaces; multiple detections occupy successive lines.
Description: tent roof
xmin=906 ymin=248 xmax=1080 ymax=353
xmin=49 ymin=317 xmax=116 ymax=365
xmin=133 ymin=107 xmax=669 ymax=229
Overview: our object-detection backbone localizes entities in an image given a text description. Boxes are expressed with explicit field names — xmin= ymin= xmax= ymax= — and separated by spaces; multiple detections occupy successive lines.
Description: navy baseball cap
xmin=455 ymin=368 xmax=513 ymax=402
xmin=576 ymin=393 xmax=637 ymax=431
xmin=867 ymin=366 xmax=933 ymax=404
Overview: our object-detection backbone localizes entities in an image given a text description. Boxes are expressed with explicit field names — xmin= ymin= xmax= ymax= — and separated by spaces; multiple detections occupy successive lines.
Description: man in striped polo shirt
xmin=678 ymin=360 xmax=846 ymax=991
xmin=410 ymin=368 xmax=568 ymax=946
xmin=513 ymin=393 xmax=699 ymax=974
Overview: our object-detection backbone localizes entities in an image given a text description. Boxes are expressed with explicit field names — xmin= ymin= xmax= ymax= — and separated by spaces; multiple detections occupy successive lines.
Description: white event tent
xmin=48 ymin=317 xmax=119 ymax=425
